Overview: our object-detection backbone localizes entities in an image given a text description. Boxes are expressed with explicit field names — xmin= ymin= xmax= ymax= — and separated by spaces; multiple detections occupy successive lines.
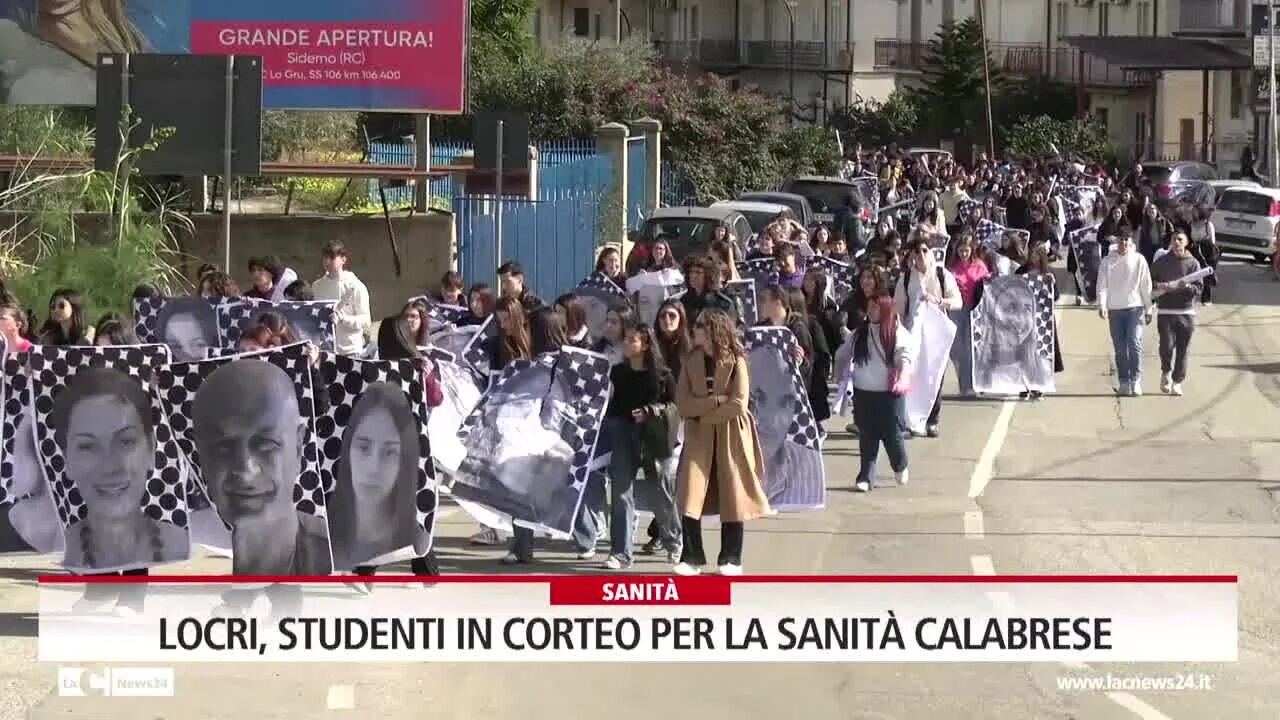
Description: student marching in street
xmin=643 ymin=298 xmax=692 ymax=553
xmin=945 ymin=232 xmax=989 ymax=397
xmin=673 ymin=309 xmax=770 ymax=576
xmin=312 ymin=241 xmax=370 ymax=356
xmin=1097 ymin=232 xmax=1153 ymax=397
xmin=602 ymin=324 xmax=680 ymax=569
xmin=1151 ymin=232 xmax=1203 ymax=396
xmin=848 ymin=293 xmax=917 ymax=493
xmin=893 ymin=238 xmax=961 ymax=437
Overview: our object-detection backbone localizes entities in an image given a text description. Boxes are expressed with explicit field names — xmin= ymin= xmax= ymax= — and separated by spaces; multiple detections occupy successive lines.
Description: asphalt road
xmin=1 ymin=259 xmax=1277 ymax=720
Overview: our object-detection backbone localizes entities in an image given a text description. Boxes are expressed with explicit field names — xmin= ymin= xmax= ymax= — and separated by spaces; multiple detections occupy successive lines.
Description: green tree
xmin=909 ymin=18 xmax=1002 ymax=139
xmin=828 ymin=92 xmax=920 ymax=149
xmin=1003 ymin=114 xmax=1112 ymax=164
xmin=993 ymin=78 xmax=1076 ymax=137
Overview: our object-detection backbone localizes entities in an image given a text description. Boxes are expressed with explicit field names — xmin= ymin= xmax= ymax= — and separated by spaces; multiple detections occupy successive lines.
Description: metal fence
xmin=364 ymin=138 xmax=598 ymax=206
xmin=454 ymin=195 xmax=599 ymax=301
xmin=660 ymin=161 xmax=697 ymax=207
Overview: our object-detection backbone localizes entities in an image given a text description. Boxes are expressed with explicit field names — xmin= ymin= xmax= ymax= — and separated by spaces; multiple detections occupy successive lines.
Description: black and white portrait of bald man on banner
xmin=189 ymin=350 xmax=333 ymax=575
xmin=0 ymin=346 xmax=63 ymax=555
xmin=29 ymin=345 xmax=191 ymax=573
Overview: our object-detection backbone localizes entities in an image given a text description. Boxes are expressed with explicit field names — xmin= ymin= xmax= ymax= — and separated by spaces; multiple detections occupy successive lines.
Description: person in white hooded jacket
xmin=1097 ymin=232 xmax=1153 ymax=396
xmin=848 ymin=292 xmax=918 ymax=493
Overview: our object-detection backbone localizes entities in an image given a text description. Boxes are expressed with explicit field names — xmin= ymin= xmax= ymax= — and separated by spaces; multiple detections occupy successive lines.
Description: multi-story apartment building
xmin=533 ymin=0 xmax=1254 ymax=166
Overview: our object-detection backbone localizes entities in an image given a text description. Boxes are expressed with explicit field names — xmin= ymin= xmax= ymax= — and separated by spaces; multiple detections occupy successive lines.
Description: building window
xmin=690 ymin=5 xmax=700 ymax=38
xmin=573 ymin=7 xmax=590 ymax=36
xmin=534 ymin=9 xmax=543 ymax=43
xmin=1099 ymin=5 xmax=1109 ymax=36
xmin=1096 ymin=107 xmax=1109 ymax=131
xmin=1137 ymin=2 xmax=1149 ymax=35
xmin=1231 ymin=70 xmax=1243 ymax=119
xmin=594 ymin=11 xmax=602 ymax=40
xmin=1056 ymin=1 xmax=1068 ymax=38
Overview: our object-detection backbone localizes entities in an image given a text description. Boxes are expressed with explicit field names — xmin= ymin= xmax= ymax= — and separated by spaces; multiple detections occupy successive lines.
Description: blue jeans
xmin=949 ymin=308 xmax=974 ymax=395
xmin=853 ymin=388 xmax=908 ymax=485
xmin=1107 ymin=307 xmax=1145 ymax=386
xmin=571 ymin=470 xmax=607 ymax=552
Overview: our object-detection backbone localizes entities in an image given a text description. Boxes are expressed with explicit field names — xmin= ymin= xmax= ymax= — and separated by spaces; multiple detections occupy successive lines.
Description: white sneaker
xmin=602 ymin=555 xmax=632 ymax=570
xmin=1170 ymin=382 xmax=1183 ymax=396
xmin=854 ymin=479 xmax=871 ymax=493
xmin=469 ymin=527 xmax=507 ymax=546
xmin=672 ymin=562 xmax=702 ymax=576
xmin=1131 ymin=381 xmax=1143 ymax=397
xmin=718 ymin=563 xmax=743 ymax=577
xmin=895 ymin=468 xmax=910 ymax=486
xmin=1160 ymin=373 xmax=1172 ymax=394
xmin=576 ymin=548 xmax=597 ymax=561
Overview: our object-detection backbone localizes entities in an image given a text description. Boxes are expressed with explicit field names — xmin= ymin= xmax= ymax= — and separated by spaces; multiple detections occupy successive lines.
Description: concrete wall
xmin=0 ymin=211 xmax=456 ymax=322
xmin=182 ymin=213 xmax=456 ymax=320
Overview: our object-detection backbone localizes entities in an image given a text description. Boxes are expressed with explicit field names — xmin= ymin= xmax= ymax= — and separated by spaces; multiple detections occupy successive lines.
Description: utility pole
xmin=976 ymin=0 xmax=996 ymax=159
xmin=1270 ymin=0 xmax=1278 ymax=185
xmin=783 ymin=0 xmax=797 ymax=125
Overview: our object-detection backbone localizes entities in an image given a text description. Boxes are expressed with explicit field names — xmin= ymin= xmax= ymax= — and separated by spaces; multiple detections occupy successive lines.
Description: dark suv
xmin=1127 ymin=161 xmax=1219 ymax=209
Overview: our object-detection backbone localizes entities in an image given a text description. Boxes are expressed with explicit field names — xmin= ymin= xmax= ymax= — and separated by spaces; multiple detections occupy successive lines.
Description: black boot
xmin=679 ymin=516 xmax=706 ymax=567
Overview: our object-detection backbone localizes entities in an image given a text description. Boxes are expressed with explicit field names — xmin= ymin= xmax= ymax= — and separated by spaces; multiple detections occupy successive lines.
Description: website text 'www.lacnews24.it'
xmin=1056 ymin=673 xmax=1214 ymax=692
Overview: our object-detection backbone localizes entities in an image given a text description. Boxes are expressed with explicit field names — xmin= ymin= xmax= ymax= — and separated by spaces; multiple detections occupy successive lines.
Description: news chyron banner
xmin=38 ymin=576 xmax=1238 ymax=663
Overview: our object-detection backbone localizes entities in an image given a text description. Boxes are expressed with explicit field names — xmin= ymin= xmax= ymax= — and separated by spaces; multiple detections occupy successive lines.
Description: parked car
xmin=1203 ymin=179 xmax=1261 ymax=210
xmin=780 ymin=176 xmax=870 ymax=224
xmin=1126 ymin=161 xmax=1219 ymax=210
xmin=709 ymin=200 xmax=793 ymax=235
xmin=1209 ymin=185 xmax=1280 ymax=262
xmin=637 ymin=206 xmax=752 ymax=260
xmin=736 ymin=191 xmax=815 ymax=227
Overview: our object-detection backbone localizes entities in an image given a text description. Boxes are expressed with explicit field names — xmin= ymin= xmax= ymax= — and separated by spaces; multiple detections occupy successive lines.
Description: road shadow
xmin=1208 ymin=362 xmax=1280 ymax=375
xmin=0 ymin=612 xmax=37 ymax=637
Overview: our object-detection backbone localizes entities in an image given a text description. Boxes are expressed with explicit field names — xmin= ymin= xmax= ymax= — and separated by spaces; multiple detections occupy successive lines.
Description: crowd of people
xmin=0 ymin=146 xmax=1239 ymax=589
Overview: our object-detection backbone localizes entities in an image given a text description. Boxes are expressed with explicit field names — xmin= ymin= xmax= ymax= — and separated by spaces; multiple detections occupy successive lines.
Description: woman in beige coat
xmin=673 ymin=308 xmax=771 ymax=576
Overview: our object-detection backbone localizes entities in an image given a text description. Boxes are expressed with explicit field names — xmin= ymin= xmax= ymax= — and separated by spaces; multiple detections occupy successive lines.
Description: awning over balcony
xmin=1061 ymin=36 xmax=1251 ymax=71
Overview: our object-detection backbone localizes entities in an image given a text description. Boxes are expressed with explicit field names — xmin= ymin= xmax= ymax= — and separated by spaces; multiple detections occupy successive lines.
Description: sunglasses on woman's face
xmin=52 ymin=301 xmax=69 ymax=310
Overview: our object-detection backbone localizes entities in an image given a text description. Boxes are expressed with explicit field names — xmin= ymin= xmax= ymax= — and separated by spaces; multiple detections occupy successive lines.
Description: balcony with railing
xmin=1173 ymin=0 xmax=1248 ymax=36
xmin=873 ymin=39 xmax=1148 ymax=88
xmin=655 ymin=40 xmax=855 ymax=72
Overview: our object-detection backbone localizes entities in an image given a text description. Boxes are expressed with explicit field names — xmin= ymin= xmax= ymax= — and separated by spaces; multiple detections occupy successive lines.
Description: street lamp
xmin=781 ymin=0 xmax=797 ymax=125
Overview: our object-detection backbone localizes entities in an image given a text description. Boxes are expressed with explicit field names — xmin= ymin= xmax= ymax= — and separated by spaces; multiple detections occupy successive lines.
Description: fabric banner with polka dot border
xmin=0 ymin=350 xmax=63 ymax=555
xmin=132 ymin=296 xmax=224 ymax=356
xmin=575 ymin=271 xmax=632 ymax=342
xmin=458 ymin=315 xmax=496 ymax=383
xmin=745 ymin=326 xmax=826 ymax=511
xmin=812 ymin=255 xmax=856 ymax=307
xmin=155 ymin=342 xmax=334 ymax=576
xmin=313 ymin=353 xmax=437 ymax=568
xmin=970 ymin=273 xmax=1056 ymax=396
xmin=423 ymin=346 xmax=485 ymax=478
xmin=722 ymin=278 xmax=759 ymax=326
xmin=409 ymin=298 xmax=469 ymax=333
xmin=451 ymin=346 xmax=611 ymax=539
xmin=28 ymin=344 xmax=191 ymax=573
xmin=216 ymin=298 xmax=337 ymax=352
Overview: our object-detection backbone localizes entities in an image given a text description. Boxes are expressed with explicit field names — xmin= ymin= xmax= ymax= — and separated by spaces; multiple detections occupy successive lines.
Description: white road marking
xmin=326 ymin=684 xmax=355 ymax=710
xmin=971 ymin=556 xmax=1171 ymax=718
xmin=969 ymin=555 xmax=996 ymax=575
xmin=1105 ymin=691 xmax=1176 ymax=720
xmin=963 ymin=509 xmax=985 ymax=538
xmin=969 ymin=400 xmax=1017 ymax=498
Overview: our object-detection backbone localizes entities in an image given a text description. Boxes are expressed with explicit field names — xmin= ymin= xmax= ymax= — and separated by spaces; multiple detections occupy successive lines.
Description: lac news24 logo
xmin=58 ymin=667 xmax=174 ymax=697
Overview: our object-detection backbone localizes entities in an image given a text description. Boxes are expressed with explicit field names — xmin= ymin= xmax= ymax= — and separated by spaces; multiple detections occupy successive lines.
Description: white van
xmin=1210 ymin=186 xmax=1280 ymax=262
